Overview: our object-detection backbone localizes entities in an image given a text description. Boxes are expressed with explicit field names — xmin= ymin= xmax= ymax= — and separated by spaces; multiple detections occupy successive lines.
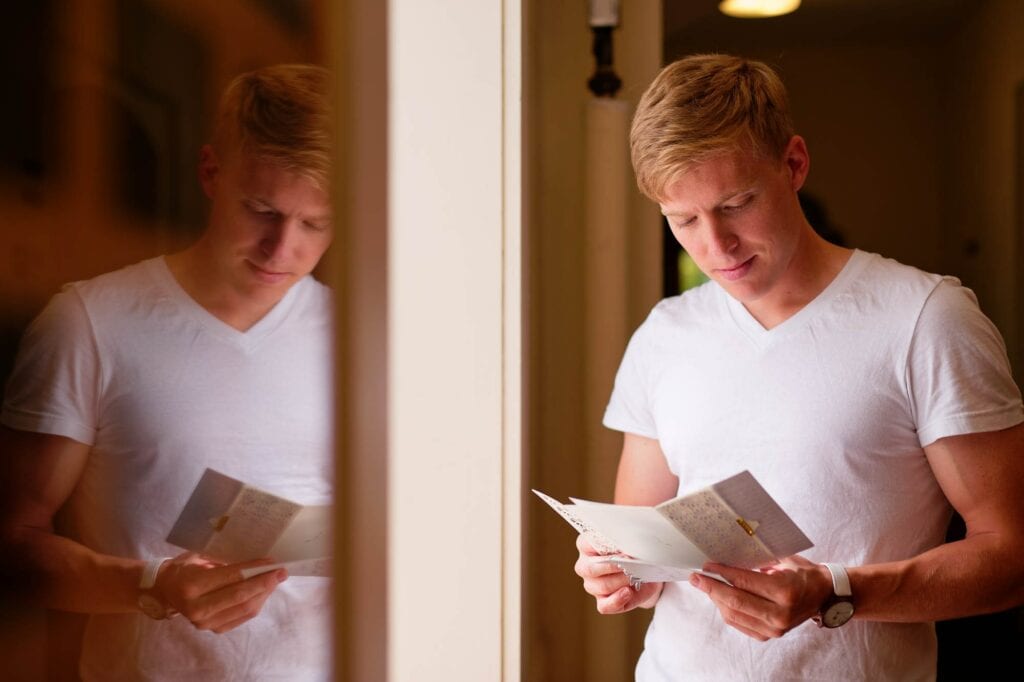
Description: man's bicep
xmin=614 ymin=432 xmax=678 ymax=506
xmin=0 ymin=426 xmax=90 ymax=530
xmin=924 ymin=422 xmax=1024 ymax=536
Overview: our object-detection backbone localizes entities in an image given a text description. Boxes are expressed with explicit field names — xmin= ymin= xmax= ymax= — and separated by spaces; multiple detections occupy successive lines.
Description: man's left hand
xmin=688 ymin=555 xmax=834 ymax=640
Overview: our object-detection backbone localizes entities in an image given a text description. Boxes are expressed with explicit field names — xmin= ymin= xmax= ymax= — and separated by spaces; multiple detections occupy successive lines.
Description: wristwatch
xmin=813 ymin=563 xmax=855 ymax=628
xmin=137 ymin=557 xmax=177 ymax=620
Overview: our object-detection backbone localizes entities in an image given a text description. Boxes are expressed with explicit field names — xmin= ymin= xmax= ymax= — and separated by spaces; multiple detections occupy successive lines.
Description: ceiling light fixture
xmin=719 ymin=0 xmax=801 ymax=19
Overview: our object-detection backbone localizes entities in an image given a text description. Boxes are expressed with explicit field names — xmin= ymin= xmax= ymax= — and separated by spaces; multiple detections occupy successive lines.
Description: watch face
xmin=138 ymin=593 xmax=172 ymax=620
xmin=823 ymin=601 xmax=855 ymax=628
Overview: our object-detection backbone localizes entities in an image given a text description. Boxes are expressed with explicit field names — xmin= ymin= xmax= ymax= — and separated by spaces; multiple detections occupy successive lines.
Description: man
xmin=0 ymin=64 xmax=334 ymax=680
xmin=574 ymin=54 xmax=1024 ymax=680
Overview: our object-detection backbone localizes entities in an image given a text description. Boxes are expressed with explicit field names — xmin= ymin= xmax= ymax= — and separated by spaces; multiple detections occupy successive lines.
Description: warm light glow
xmin=719 ymin=0 xmax=801 ymax=19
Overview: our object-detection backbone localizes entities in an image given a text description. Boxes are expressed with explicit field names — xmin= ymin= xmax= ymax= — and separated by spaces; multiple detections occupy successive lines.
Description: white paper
xmin=534 ymin=470 xmax=813 ymax=584
xmin=593 ymin=557 xmax=729 ymax=585
xmin=240 ymin=557 xmax=332 ymax=580
xmin=266 ymin=505 xmax=331 ymax=563
xmin=167 ymin=469 xmax=331 ymax=576
xmin=568 ymin=498 xmax=710 ymax=569
xmin=203 ymin=485 xmax=302 ymax=562
xmin=531 ymin=489 xmax=619 ymax=554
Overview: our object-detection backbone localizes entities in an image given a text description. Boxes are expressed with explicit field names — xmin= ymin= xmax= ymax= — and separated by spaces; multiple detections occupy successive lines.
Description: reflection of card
xmin=534 ymin=470 xmax=812 ymax=585
xmin=167 ymin=469 xmax=330 ymax=576
xmin=266 ymin=505 xmax=331 ymax=563
xmin=240 ymin=557 xmax=332 ymax=580
xmin=593 ymin=557 xmax=728 ymax=585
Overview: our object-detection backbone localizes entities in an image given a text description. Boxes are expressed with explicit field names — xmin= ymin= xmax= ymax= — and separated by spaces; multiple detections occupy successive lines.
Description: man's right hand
xmin=153 ymin=552 xmax=288 ymax=633
xmin=574 ymin=535 xmax=662 ymax=614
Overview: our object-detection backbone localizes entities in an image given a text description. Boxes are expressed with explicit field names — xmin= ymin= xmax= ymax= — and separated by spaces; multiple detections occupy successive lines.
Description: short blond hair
xmin=213 ymin=63 xmax=332 ymax=189
xmin=630 ymin=54 xmax=794 ymax=201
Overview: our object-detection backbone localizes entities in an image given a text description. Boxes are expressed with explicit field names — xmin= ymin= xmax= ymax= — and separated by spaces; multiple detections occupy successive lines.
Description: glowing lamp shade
xmin=719 ymin=0 xmax=801 ymax=19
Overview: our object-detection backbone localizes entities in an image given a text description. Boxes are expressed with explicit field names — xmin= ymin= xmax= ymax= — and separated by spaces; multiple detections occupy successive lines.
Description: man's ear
xmin=783 ymin=135 xmax=810 ymax=192
xmin=198 ymin=144 xmax=220 ymax=199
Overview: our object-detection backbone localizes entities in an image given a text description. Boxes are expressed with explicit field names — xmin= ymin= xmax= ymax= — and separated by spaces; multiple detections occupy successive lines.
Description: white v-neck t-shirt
xmin=604 ymin=249 xmax=1023 ymax=681
xmin=3 ymin=257 xmax=334 ymax=681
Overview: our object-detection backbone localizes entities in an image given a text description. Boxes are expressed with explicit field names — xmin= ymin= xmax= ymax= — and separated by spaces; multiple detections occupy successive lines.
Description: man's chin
xmin=717 ymin=278 xmax=767 ymax=304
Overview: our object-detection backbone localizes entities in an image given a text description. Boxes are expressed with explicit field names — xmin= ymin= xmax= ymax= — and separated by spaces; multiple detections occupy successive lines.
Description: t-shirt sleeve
xmin=1 ymin=287 xmax=101 ymax=446
xmin=908 ymin=279 xmax=1024 ymax=447
xmin=603 ymin=320 xmax=659 ymax=439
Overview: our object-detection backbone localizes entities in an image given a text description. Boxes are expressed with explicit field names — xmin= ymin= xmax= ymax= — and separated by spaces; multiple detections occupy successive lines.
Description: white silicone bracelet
xmin=823 ymin=563 xmax=852 ymax=597
xmin=139 ymin=557 xmax=172 ymax=590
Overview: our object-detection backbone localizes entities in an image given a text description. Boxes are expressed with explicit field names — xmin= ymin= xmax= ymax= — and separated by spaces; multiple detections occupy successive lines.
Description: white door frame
xmin=331 ymin=2 xmax=522 ymax=680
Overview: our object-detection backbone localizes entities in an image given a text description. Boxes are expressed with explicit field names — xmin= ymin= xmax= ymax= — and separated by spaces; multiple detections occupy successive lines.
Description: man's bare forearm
xmin=4 ymin=524 xmax=143 ymax=614
xmin=850 ymin=532 xmax=1024 ymax=623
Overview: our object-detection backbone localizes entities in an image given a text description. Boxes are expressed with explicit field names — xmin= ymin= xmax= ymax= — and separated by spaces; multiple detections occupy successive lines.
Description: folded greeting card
xmin=534 ymin=470 xmax=812 ymax=584
xmin=167 ymin=468 xmax=330 ymax=578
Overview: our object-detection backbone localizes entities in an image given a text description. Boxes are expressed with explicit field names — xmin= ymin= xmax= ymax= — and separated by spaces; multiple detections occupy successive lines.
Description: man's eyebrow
xmin=716 ymin=186 xmax=757 ymax=204
xmin=661 ymin=187 xmax=756 ymax=217
xmin=243 ymin=196 xmax=274 ymax=209
xmin=243 ymin=196 xmax=332 ymax=222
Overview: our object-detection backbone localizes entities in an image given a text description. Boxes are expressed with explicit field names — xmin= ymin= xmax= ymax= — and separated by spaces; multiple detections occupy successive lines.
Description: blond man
xmin=1 ymin=64 xmax=334 ymax=680
xmin=575 ymin=54 xmax=1024 ymax=680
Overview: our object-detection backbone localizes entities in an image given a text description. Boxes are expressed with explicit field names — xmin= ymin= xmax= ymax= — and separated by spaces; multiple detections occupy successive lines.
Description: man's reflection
xmin=0 ymin=64 xmax=334 ymax=681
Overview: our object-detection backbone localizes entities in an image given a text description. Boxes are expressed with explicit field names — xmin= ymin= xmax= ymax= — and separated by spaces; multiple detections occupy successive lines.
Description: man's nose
xmin=260 ymin=220 xmax=295 ymax=259
xmin=706 ymin=218 xmax=739 ymax=256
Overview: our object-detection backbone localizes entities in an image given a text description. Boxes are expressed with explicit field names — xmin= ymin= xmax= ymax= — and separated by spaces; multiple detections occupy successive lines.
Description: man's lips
xmin=715 ymin=256 xmax=754 ymax=282
xmin=247 ymin=261 xmax=291 ymax=283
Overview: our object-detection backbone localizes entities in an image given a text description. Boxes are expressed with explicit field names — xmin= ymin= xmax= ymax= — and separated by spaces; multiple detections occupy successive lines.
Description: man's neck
xmin=743 ymin=234 xmax=853 ymax=331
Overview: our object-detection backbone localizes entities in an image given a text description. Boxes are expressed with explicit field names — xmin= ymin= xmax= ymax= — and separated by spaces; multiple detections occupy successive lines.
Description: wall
xmin=328 ymin=0 xmax=388 ymax=679
xmin=524 ymin=2 xmax=662 ymax=681
xmin=942 ymin=0 xmax=1024 ymax=379
xmin=781 ymin=46 xmax=944 ymax=274
xmin=385 ymin=0 xmax=522 ymax=679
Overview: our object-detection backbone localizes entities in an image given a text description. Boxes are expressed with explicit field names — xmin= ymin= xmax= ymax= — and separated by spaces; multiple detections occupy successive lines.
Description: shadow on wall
xmin=799 ymin=192 xmax=846 ymax=248
xmin=937 ymin=514 xmax=1024 ymax=680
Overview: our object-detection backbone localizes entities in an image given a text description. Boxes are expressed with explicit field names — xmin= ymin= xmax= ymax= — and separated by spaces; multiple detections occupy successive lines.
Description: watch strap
xmin=140 ymin=557 xmax=172 ymax=590
xmin=822 ymin=563 xmax=852 ymax=597
xmin=138 ymin=558 xmax=178 ymax=620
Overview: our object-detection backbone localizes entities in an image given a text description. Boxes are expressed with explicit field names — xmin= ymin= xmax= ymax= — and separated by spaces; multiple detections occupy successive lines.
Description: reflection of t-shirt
xmin=604 ymin=250 xmax=1023 ymax=682
xmin=2 ymin=257 xmax=334 ymax=681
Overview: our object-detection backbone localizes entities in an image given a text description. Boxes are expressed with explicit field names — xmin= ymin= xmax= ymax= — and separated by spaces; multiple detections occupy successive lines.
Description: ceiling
xmin=664 ymin=0 xmax=980 ymax=52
